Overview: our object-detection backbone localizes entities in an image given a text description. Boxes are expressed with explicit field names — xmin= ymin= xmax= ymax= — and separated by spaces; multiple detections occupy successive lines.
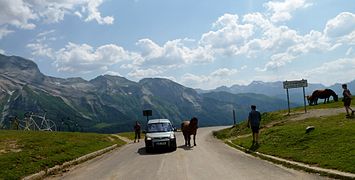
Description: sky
xmin=0 ymin=0 xmax=354 ymax=90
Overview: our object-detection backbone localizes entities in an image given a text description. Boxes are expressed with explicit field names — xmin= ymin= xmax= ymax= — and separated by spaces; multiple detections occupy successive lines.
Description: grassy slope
xmin=0 ymin=130 xmax=126 ymax=179
xmin=214 ymin=97 xmax=355 ymax=173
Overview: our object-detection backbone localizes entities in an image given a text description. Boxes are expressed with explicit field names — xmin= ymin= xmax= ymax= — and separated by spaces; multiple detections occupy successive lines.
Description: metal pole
xmin=303 ymin=87 xmax=307 ymax=113
xmin=233 ymin=109 xmax=236 ymax=125
xmin=286 ymin=88 xmax=290 ymax=114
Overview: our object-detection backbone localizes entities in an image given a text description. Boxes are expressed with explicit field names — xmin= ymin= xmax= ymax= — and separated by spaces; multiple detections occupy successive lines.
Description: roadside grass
xmin=232 ymin=113 xmax=355 ymax=173
xmin=214 ymin=96 xmax=355 ymax=174
xmin=0 ymin=130 xmax=126 ymax=179
xmin=117 ymin=131 xmax=145 ymax=140
xmin=213 ymin=111 xmax=284 ymax=139
xmin=214 ymin=96 xmax=354 ymax=140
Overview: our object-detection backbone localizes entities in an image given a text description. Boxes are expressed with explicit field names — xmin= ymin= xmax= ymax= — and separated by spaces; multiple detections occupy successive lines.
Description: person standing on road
xmin=342 ymin=84 xmax=354 ymax=118
xmin=248 ymin=105 xmax=261 ymax=145
xmin=133 ymin=121 xmax=141 ymax=143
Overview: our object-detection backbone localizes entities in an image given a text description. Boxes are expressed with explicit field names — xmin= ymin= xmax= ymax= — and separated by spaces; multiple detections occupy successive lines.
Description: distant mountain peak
xmin=0 ymin=54 xmax=40 ymax=72
xmin=0 ymin=54 xmax=44 ymax=84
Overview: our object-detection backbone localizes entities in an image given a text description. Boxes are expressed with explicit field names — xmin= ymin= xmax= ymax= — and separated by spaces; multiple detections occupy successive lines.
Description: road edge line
xmin=22 ymin=144 xmax=118 ymax=180
xmin=225 ymin=140 xmax=355 ymax=180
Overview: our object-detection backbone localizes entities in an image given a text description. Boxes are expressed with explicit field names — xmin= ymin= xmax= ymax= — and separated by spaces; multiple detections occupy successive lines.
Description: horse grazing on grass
xmin=307 ymin=89 xmax=338 ymax=105
xmin=181 ymin=117 xmax=198 ymax=146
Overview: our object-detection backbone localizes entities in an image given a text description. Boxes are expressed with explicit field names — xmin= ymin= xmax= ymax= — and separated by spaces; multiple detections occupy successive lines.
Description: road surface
xmin=49 ymin=127 xmax=327 ymax=180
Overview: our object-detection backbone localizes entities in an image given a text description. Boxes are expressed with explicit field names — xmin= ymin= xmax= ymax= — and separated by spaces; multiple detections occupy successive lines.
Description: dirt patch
xmin=0 ymin=139 xmax=22 ymax=154
xmin=288 ymin=108 xmax=344 ymax=121
xmin=266 ymin=108 xmax=345 ymax=129
xmin=107 ymin=136 xmax=115 ymax=142
xmin=111 ymin=134 xmax=131 ymax=143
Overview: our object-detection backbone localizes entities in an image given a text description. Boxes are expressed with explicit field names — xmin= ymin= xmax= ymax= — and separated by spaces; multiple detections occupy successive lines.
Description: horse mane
xmin=189 ymin=117 xmax=198 ymax=129
xmin=325 ymin=88 xmax=336 ymax=94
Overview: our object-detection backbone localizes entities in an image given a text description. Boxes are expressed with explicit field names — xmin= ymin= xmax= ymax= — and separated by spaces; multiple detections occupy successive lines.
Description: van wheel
xmin=170 ymin=141 xmax=177 ymax=151
xmin=146 ymin=147 xmax=152 ymax=153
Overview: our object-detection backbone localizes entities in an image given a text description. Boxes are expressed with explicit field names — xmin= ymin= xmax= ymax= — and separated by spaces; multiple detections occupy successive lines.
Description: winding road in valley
xmin=49 ymin=127 xmax=327 ymax=180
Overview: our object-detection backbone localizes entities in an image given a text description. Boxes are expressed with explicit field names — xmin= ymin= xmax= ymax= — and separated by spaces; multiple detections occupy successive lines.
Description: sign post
xmin=233 ymin=109 xmax=236 ymax=125
xmin=143 ymin=110 xmax=152 ymax=122
xmin=286 ymin=88 xmax=290 ymax=114
xmin=283 ymin=79 xmax=308 ymax=114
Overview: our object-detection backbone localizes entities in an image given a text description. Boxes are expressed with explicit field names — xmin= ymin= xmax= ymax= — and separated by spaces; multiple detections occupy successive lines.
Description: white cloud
xmin=27 ymin=41 xmax=138 ymax=73
xmin=346 ymin=47 xmax=354 ymax=56
xmin=85 ymin=0 xmax=114 ymax=24
xmin=0 ymin=0 xmax=114 ymax=38
xmin=257 ymin=53 xmax=295 ymax=71
xmin=180 ymin=68 xmax=241 ymax=89
xmin=54 ymin=42 xmax=137 ymax=72
xmin=199 ymin=12 xmax=305 ymax=59
xmin=180 ymin=73 xmax=210 ymax=88
xmin=0 ymin=26 xmax=14 ymax=39
xmin=303 ymin=57 xmax=355 ymax=85
xmin=0 ymin=0 xmax=37 ymax=29
xmin=135 ymin=38 xmax=213 ymax=68
xmin=211 ymin=68 xmax=238 ymax=77
xmin=264 ymin=0 xmax=312 ymax=22
xmin=37 ymin=29 xmax=56 ymax=37
xmin=103 ymin=71 xmax=122 ymax=77
xmin=324 ymin=12 xmax=355 ymax=38
xmin=258 ymin=29 xmax=333 ymax=71
xmin=241 ymin=65 xmax=247 ymax=70
xmin=74 ymin=11 xmax=83 ymax=18
xmin=200 ymin=13 xmax=254 ymax=56
xmin=28 ymin=0 xmax=114 ymax=25
xmin=27 ymin=43 xmax=54 ymax=58
xmin=127 ymin=68 xmax=163 ymax=79
xmin=0 ymin=49 xmax=5 ymax=54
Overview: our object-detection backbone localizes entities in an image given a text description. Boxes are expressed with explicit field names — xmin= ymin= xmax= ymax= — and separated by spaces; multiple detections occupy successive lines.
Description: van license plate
xmin=156 ymin=142 xmax=166 ymax=146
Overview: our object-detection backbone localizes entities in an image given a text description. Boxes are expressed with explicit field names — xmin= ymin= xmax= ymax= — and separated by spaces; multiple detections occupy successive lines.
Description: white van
xmin=144 ymin=119 xmax=177 ymax=152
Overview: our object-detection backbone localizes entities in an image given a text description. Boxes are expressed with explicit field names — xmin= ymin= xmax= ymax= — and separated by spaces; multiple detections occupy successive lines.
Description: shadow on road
xmin=137 ymin=147 xmax=175 ymax=156
xmin=178 ymin=145 xmax=194 ymax=151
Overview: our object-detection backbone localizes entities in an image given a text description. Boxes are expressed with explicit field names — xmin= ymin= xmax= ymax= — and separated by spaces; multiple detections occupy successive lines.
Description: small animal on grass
xmin=305 ymin=126 xmax=315 ymax=134
xmin=307 ymin=89 xmax=338 ymax=105
xmin=181 ymin=117 xmax=198 ymax=146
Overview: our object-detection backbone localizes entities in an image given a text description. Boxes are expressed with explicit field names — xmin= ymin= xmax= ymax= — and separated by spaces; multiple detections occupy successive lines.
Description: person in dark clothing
xmin=248 ymin=105 xmax=261 ymax=145
xmin=134 ymin=121 xmax=141 ymax=143
xmin=342 ymin=84 xmax=354 ymax=118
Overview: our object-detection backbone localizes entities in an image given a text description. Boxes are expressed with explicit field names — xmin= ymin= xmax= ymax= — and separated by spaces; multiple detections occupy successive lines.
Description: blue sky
xmin=0 ymin=0 xmax=354 ymax=89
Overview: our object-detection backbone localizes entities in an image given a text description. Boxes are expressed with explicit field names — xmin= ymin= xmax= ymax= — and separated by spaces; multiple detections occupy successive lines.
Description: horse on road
xmin=181 ymin=117 xmax=198 ymax=146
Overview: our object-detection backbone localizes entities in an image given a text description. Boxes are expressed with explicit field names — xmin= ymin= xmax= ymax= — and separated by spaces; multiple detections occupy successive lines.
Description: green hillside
xmin=0 ymin=130 xmax=125 ymax=179
xmin=214 ymin=97 xmax=355 ymax=174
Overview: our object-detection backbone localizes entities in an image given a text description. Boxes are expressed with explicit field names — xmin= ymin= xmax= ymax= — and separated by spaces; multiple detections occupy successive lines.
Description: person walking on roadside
xmin=133 ymin=121 xmax=141 ymax=143
xmin=248 ymin=105 xmax=261 ymax=145
xmin=342 ymin=84 xmax=354 ymax=118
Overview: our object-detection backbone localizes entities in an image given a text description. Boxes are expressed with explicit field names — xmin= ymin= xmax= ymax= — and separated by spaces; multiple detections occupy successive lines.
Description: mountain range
xmin=0 ymin=54 xmax=319 ymax=133
xmin=197 ymin=80 xmax=355 ymax=104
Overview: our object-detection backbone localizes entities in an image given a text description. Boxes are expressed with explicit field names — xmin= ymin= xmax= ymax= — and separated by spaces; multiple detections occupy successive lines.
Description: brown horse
xmin=307 ymin=89 xmax=338 ymax=105
xmin=181 ymin=117 xmax=198 ymax=146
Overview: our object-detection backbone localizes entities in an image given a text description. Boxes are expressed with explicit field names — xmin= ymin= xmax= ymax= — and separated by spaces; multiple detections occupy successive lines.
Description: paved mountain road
xmin=49 ymin=127 xmax=327 ymax=180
